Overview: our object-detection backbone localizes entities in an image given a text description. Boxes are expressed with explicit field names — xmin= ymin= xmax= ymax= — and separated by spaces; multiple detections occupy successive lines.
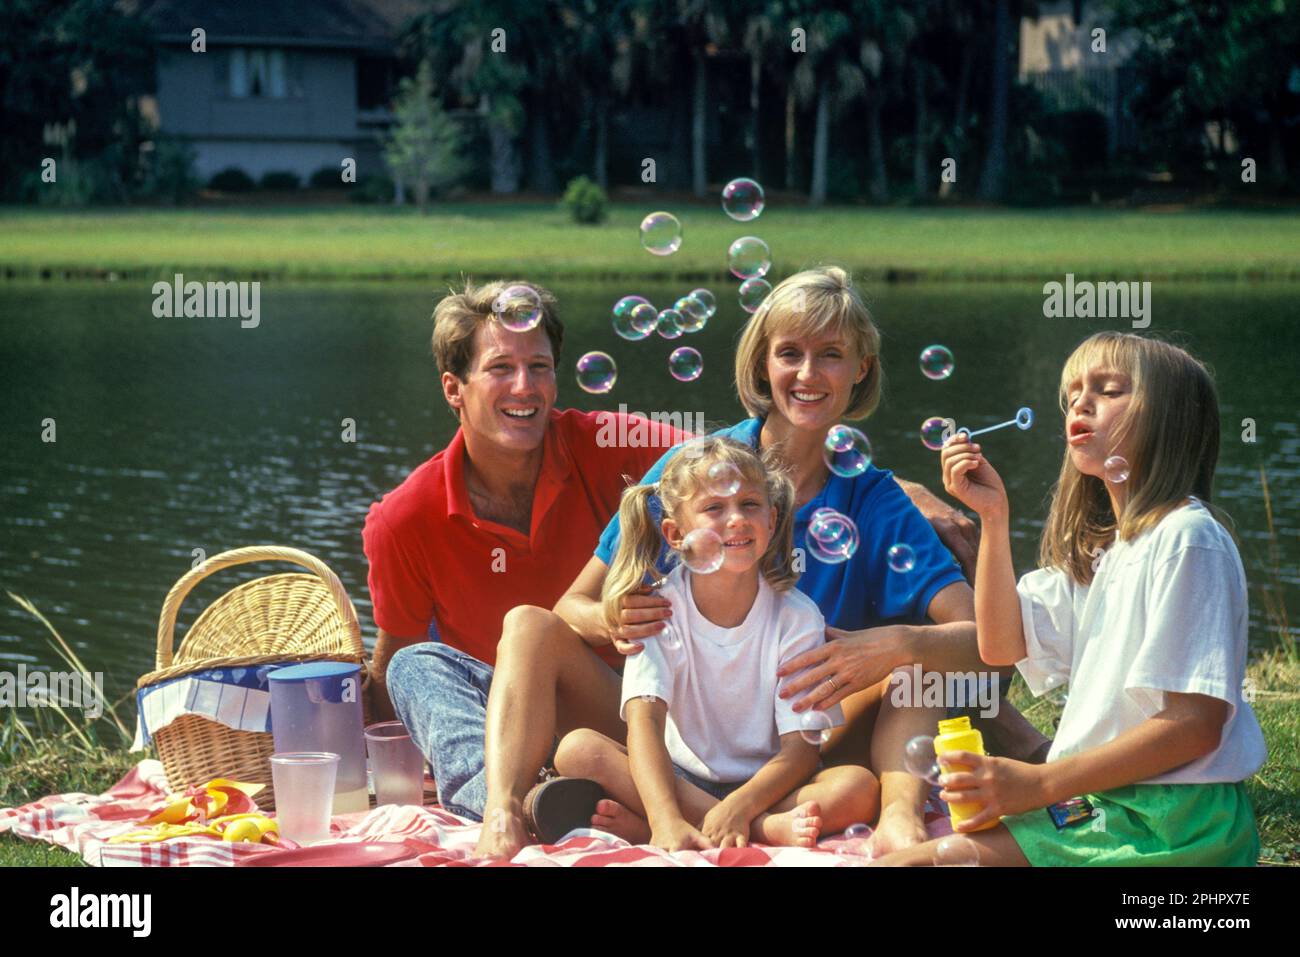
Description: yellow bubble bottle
xmin=934 ymin=716 xmax=998 ymax=832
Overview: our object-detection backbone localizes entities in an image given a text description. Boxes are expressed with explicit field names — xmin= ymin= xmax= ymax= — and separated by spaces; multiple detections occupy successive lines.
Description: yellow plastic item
xmin=934 ymin=716 xmax=998 ymax=832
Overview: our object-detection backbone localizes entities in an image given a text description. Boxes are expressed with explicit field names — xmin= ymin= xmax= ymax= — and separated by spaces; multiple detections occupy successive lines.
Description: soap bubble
xmin=575 ymin=351 xmax=617 ymax=394
xmin=689 ymin=288 xmax=717 ymax=317
xmin=904 ymin=735 xmax=941 ymax=783
xmin=612 ymin=296 xmax=657 ymax=340
xmin=835 ymin=822 xmax=875 ymax=860
xmin=668 ymin=346 xmax=703 ymax=382
xmin=640 ymin=211 xmax=682 ymax=255
xmin=728 ymin=236 xmax=771 ymax=279
xmin=844 ymin=822 xmax=873 ymax=842
xmin=1016 ymin=407 xmax=1034 ymax=430
xmin=1104 ymin=455 xmax=1130 ymax=483
xmin=680 ymin=528 xmax=724 ymax=574
xmin=738 ymin=277 xmax=772 ymax=313
xmin=492 ymin=284 xmax=543 ymax=332
xmin=799 ymin=709 xmax=833 ymax=745
xmin=920 ymin=416 xmax=957 ymax=451
xmin=721 ymin=178 xmax=765 ymax=221
xmin=675 ymin=295 xmax=709 ymax=333
xmin=806 ymin=508 xmax=860 ymax=564
xmin=919 ymin=345 xmax=954 ymax=381
xmin=822 ymin=425 xmax=872 ymax=477
xmin=656 ymin=308 xmax=684 ymax=339
xmin=934 ymin=834 xmax=980 ymax=867
xmin=707 ymin=461 xmax=742 ymax=497
xmin=887 ymin=543 xmax=916 ymax=573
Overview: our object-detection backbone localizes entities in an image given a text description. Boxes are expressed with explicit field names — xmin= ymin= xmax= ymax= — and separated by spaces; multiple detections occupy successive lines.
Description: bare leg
xmin=869 ymin=685 xmax=940 ymax=855
xmin=554 ymin=729 xmax=719 ymax=843
xmin=474 ymin=606 xmax=624 ymax=859
xmin=753 ymin=764 xmax=880 ymax=847
xmin=872 ymin=822 xmax=1030 ymax=866
xmin=820 ymin=676 xmax=934 ymax=854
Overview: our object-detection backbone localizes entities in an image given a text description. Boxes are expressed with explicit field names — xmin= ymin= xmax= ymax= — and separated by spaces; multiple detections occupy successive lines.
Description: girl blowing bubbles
xmin=878 ymin=332 xmax=1266 ymax=866
xmin=555 ymin=437 xmax=879 ymax=851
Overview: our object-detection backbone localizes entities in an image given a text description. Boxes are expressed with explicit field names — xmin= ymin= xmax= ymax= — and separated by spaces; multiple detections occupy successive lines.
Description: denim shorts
xmin=671 ymin=763 xmax=744 ymax=801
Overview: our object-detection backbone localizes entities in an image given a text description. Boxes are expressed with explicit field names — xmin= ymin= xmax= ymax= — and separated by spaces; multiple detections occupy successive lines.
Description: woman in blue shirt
xmin=549 ymin=266 xmax=1039 ymax=854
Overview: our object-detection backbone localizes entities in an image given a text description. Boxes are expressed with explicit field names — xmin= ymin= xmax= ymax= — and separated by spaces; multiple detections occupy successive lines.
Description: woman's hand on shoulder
xmin=611 ymin=585 xmax=673 ymax=655
xmin=939 ymin=436 xmax=1009 ymax=523
xmin=776 ymin=625 xmax=908 ymax=712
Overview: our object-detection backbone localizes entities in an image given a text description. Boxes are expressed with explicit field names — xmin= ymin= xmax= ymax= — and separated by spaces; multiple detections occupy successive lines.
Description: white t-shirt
xmin=1015 ymin=497 xmax=1267 ymax=784
xmin=621 ymin=565 xmax=845 ymax=784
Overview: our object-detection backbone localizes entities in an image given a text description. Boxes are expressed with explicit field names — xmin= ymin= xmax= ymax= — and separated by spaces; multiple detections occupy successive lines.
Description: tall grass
xmin=1 ymin=592 xmax=137 ymax=809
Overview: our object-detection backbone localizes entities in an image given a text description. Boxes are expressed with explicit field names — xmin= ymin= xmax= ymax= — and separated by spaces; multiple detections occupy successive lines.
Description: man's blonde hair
xmin=431 ymin=279 xmax=564 ymax=386
xmin=734 ymin=266 xmax=883 ymax=421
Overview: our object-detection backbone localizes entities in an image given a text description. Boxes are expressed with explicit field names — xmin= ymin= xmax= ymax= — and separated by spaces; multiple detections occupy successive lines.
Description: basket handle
xmin=155 ymin=545 xmax=362 ymax=669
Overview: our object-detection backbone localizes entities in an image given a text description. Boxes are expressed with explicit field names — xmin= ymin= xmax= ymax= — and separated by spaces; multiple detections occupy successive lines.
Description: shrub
xmin=208 ymin=167 xmax=255 ymax=192
xmin=308 ymin=164 xmax=349 ymax=189
xmin=350 ymin=173 xmax=395 ymax=204
xmin=561 ymin=175 xmax=608 ymax=224
xmin=259 ymin=169 xmax=301 ymax=190
xmin=138 ymin=137 xmax=198 ymax=204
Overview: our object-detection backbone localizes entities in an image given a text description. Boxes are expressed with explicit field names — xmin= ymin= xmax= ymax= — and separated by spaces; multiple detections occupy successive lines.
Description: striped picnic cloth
xmin=0 ymin=759 xmax=953 ymax=867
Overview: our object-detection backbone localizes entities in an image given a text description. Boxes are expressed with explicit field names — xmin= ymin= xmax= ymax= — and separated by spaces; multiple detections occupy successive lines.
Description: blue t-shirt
xmin=594 ymin=418 xmax=966 ymax=631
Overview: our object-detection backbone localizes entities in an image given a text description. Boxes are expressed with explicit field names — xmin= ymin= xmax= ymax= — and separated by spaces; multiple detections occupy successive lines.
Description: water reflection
xmin=1 ymin=280 xmax=1297 ymax=706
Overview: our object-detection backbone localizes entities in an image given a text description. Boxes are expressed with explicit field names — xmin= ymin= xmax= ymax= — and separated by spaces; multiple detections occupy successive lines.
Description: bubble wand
xmin=956 ymin=407 xmax=1035 ymax=441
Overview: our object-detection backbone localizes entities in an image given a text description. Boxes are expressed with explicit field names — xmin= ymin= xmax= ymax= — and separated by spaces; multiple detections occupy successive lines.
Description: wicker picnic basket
xmin=138 ymin=545 xmax=367 ymax=812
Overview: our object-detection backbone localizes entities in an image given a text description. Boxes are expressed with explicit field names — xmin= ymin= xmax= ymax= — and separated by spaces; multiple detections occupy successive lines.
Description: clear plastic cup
xmin=364 ymin=721 xmax=426 ymax=807
xmin=270 ymin=751 xmax=340 ymax=845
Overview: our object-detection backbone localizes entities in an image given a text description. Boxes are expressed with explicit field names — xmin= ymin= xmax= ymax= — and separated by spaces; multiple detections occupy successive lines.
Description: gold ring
xmin=828 ymin=676 xmax=839 ymax=692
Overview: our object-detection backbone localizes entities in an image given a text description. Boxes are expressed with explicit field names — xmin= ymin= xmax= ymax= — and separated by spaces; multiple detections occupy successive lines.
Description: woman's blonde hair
xmin=734 ymin=265 xmax=883 ymax=421
xmin=1040 ymin=331 xmax=1229 ymax=585
xmin=601 ymin=437 xmax=798 ymax=631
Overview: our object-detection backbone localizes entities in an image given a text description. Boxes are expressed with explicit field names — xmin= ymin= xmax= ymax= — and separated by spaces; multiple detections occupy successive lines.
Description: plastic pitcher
xmin=268 ymin=662 xmax=368 ymax=813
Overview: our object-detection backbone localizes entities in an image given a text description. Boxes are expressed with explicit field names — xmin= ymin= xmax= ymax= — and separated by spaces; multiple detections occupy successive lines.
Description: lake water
xmin=1 ymin=280 xmax=1297 ymax=707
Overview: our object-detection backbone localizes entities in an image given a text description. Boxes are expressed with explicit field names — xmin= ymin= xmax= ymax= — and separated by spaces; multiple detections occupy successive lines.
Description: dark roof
xmin=130 ymin=0 xmax=424 ymax=51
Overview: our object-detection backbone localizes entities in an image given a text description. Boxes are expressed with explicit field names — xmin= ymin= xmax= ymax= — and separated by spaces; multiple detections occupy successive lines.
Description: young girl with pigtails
xmin=553 ymin=436 xmax=879 ymax=851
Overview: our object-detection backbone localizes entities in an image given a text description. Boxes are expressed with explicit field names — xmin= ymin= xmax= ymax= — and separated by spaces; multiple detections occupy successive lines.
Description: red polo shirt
xmin=363 ymin=409 xmax=689 ymax=667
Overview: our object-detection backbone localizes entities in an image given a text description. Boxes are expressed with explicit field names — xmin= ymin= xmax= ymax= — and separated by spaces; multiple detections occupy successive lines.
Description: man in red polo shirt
xmin=363 ymin=280 xmax=688 ymax=820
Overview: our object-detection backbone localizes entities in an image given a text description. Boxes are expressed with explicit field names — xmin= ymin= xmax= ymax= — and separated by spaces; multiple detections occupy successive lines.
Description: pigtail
xmin=601 ymin=483 xmax=667 ymax=632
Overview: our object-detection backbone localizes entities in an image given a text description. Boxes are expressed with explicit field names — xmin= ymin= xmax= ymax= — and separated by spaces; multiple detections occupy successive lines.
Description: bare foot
xmin=757 ymin=801 xmax=822 ymax=847
xmin=870 ymin=802 xmax=929 ymax=856
xmin=473 ymin=802 xmax=530 ymax=860
xmin=590 ymin=798 xmax=652 ymax=844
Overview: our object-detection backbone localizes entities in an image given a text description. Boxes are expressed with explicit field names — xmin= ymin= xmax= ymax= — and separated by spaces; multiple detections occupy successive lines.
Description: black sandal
xmin=521 ymin=777 xmax=605 ymax=844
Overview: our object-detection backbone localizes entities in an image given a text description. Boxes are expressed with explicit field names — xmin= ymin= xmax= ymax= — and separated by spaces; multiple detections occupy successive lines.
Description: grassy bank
xmin=4 ymin=649 xmax=1297 ymax=867
xmin=2 ymin=204 xmax=1299 ymax=283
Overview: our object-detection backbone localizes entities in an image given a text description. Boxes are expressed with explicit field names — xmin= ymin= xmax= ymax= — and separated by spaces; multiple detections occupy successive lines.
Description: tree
xmin=410 ymin=2 xmax=528 ymax=193
xmin=0 ymin=0 xmax=155 ymax=201
xmin=384 ymin=61 xmax=467 ymax=212
xmin=976 ymin=0 xmax=1013 ymax=201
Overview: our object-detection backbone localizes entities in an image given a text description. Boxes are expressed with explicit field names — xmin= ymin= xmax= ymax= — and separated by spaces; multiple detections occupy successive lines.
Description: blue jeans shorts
xmin=671 ymin=763 xmax=744 ymax=801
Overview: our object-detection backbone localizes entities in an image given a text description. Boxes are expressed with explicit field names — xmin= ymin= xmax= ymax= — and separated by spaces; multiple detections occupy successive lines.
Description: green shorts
xmin=1002 ymin=781 xmax=1260 ymax=867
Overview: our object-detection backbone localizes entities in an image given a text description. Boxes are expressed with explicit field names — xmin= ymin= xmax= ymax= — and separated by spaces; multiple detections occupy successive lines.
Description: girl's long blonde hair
xmin=1041 ymin=332 xmax=1230 ymax=585
xmin=601 ymin=436 xmax=798 ymax=631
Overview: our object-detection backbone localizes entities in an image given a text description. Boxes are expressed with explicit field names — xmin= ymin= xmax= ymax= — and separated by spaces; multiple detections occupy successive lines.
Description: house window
xmin=229 ymin=48 xmax=291 ymax=98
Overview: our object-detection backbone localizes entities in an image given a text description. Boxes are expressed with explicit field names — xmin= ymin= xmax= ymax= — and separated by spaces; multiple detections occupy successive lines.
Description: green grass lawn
xmin=3 ymin=651 xmax=1296 ymax=867
xmin=2 ymin=204 xmax=1298 ymax=282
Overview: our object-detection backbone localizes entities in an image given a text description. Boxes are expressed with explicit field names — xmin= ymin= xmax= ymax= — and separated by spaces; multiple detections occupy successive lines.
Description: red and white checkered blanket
xmin=1 ymin=760 xmax=953 ymax=867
